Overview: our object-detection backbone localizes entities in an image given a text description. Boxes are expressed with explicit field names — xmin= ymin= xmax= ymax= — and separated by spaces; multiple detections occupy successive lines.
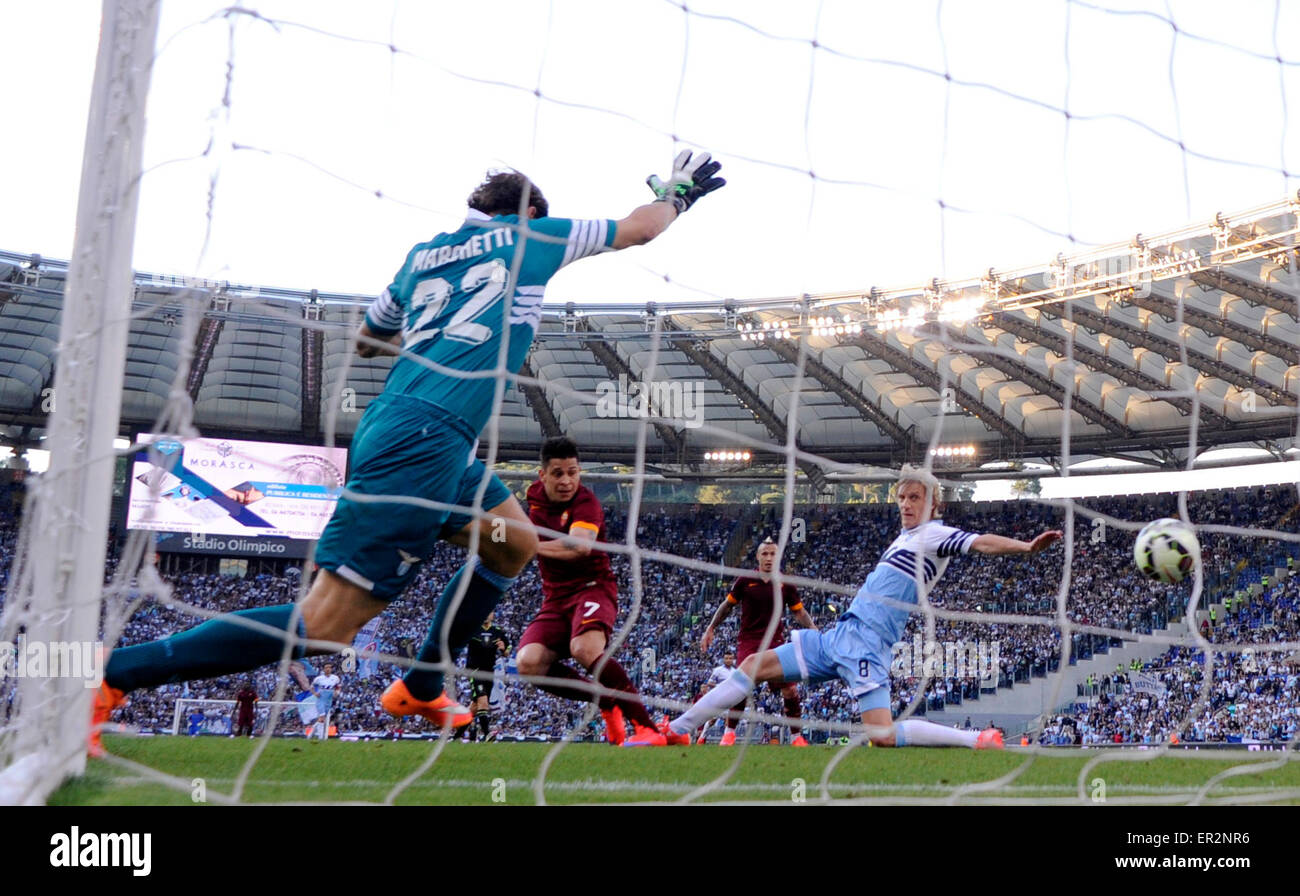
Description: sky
xmin=3 ymin=0 xmax=1298 ymax=307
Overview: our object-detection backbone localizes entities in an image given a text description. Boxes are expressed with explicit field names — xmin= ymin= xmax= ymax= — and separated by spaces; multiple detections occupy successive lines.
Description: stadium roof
xmin=3 ymin=196 xmax=1299 ymax=486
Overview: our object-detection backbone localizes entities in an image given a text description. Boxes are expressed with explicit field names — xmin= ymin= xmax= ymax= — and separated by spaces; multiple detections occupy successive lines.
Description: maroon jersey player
xmin=700 ymin=538 xmax=817 ymax=745
xmin=515 ymin=437 xmax=673 ymax=746
xmin=234 ymin=680 xmax=257 ymax=738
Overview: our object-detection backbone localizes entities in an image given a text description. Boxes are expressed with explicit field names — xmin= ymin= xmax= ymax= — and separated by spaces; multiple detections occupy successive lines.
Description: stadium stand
xmin=1 ymin=480 xmax=1293 ymax=744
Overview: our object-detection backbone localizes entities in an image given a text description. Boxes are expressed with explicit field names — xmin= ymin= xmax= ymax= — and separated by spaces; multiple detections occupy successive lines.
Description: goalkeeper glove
xmin=647 ymin=149 xmax=725 ymax=213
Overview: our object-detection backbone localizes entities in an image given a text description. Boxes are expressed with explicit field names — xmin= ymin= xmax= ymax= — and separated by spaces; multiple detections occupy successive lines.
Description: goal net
xmin=170 ymin=699 xmax=318 ymax=737
xmin=2 ymin=0 xmax=1299 ymax=808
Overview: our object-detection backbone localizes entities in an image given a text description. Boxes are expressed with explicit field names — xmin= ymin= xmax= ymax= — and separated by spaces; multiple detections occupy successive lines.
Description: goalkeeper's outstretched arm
xmin=354 ymin=150 xmax=725 ymax=351
xmin=612 ymin=200 xmax=680 ymax=248
xmin=614 ymin=149 xmax=726 ymax=248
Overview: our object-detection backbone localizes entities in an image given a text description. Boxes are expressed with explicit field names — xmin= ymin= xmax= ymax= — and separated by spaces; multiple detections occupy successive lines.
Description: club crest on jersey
xmin=560 ymin=510 xmax=569 ymax=527
xmin=397 ymin=549 xmax=421 ymax=577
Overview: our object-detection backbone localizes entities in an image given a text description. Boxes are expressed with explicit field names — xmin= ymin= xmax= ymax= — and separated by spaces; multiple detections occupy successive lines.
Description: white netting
xmin=170 ymin=698 xmax=310 ymax=737
xmin=2 ymin=0 xmax=1299 ymax=806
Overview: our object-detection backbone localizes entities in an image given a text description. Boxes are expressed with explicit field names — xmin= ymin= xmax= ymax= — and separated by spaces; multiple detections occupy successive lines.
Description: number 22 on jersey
xmin=404 ymin=258 xmax=509 ymax=350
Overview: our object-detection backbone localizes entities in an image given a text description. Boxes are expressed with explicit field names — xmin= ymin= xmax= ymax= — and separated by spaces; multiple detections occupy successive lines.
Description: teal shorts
xmin=439 ymin=457 xmax=514 ymax=539
xmin=314 ymin=393 xmax=479 ymax=600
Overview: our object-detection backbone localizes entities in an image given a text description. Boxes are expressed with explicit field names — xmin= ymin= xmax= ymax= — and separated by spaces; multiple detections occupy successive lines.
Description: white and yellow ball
xmin=1134 ymin=518 xmax=1200 ymax=584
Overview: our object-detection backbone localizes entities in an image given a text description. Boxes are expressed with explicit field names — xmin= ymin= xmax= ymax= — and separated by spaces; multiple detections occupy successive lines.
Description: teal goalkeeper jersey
xmin=364 ymin=210 xmax=617 ymax=434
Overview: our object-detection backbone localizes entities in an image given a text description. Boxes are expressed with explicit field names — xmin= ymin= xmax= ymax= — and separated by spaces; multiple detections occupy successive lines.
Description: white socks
xmin=669 ymin=673 xmax=981 ymax=748
xmin=896 ymin=719 xmax=979 ymax=748
xmin=669 ymin=670 xmax=754 ymax=735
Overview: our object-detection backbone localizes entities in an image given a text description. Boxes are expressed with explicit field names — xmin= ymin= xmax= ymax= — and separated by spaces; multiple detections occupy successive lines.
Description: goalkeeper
xmin=91 ymin=152 xmax=725 ymax=754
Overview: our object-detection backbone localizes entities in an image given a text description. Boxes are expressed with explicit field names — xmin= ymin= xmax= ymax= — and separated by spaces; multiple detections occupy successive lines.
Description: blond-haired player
xmin=658 ymin=466 xmax=1061 ymax=748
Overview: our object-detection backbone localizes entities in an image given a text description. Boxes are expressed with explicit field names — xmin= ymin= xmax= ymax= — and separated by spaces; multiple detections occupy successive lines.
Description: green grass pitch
xmin=53 ymin=736 xmax=1300 ymax=805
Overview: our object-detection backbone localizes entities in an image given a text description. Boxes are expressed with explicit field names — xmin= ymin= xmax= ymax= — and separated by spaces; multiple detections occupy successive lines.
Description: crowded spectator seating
xmin=1 ymin=482 xmax=1296 ymax=742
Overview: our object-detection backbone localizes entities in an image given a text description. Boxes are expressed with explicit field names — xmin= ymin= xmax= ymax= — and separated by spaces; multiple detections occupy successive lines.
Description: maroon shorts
xmin=519 ymin=579 xmax=618 ymax=657
xmin=737 ymin=629 xmax=786 ymax=664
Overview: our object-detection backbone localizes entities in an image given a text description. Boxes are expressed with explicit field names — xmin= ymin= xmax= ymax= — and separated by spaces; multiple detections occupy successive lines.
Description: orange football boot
xmin=623 ymin=723 xmax=668 ymax=747
xmin=601 ymin=706 xmax=626 ymax=745
xmin=88 ymin=682 xmax=126 ymax=758
xmin=380 ymin=680 xmax=472 ymax=728
xmin=662 ymin=723 xmax=691 ymax=746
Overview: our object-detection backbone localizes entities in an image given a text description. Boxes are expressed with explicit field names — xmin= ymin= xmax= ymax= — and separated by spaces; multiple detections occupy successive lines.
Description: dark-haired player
xmin=233 ymin=679 xmax=257 ymax=738
xmin=695 ymin=538 xmax=816 ymax=745
xmin=515 ymin=437 xmax=672 ymax=746
xmin=462 ymin=612 xmax=510 ymax=741
xmin=91 ymin=154 xmax=725 ymax=755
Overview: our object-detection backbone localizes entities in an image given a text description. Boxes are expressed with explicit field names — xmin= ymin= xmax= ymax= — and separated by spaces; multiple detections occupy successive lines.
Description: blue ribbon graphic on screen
xmin=139 ymin=442 xmax=275 ymax=529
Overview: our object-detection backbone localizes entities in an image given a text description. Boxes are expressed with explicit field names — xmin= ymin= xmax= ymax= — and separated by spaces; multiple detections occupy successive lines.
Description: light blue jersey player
xmin=93 ymin=154 xmax=726 ymax=752
xmin=843 ymin=514 xmax=981 ymax=649
xmin=310 ymin=664 xmax=340 ymax=740
xmin=663 ymin=466 xmax=1062 ymax=749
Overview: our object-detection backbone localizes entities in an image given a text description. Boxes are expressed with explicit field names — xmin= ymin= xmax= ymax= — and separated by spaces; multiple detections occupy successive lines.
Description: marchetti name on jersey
xmin=49 ymin=827 xmax=151 ymax=877
xmin=411 ymin=228 xmax=515 ymax=272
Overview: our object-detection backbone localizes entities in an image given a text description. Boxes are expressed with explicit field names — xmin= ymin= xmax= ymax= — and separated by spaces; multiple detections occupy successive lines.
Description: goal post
xmin=2 ymin=1 xmax=1297 ymax=812
xmin=0 ymin=0 xmax=160 ymax=805
xmin=170 ymin=699 xmax=316 ymax=737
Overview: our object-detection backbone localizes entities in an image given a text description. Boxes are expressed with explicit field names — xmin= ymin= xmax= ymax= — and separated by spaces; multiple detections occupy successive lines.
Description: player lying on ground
xmin=642 ymin=466 xmax=1062 ymax=748
xmin=90 ymin=152 xmax=725 ymax=754
xmin=698 ymin=538 xmax=817 ymax=745
xmin=514 ymin=437 xmax=668 ymax=746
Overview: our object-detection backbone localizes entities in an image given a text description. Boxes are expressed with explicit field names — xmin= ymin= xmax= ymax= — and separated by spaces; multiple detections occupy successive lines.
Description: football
xmin=1133 ymin=518 xmax=1201 ymax=584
